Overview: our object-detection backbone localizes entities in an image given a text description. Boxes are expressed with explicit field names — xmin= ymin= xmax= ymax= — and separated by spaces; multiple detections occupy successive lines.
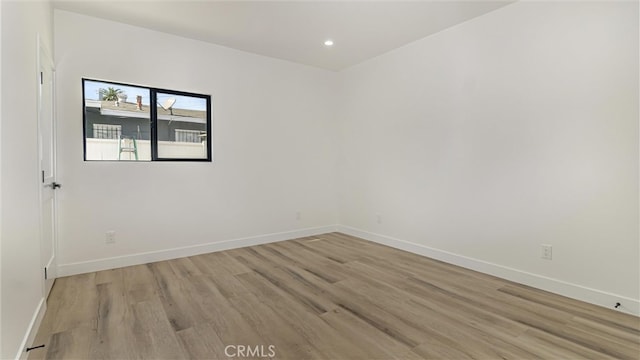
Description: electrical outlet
xmin=296 ymin=211 xmax=301 ymax=221
xmin=106 ymin=231 xmax=116 ymax=244
xmin=541 ymin=244 xmax=552 ymax=260
xmin=376 ymin=214 xmax=382 ymax=224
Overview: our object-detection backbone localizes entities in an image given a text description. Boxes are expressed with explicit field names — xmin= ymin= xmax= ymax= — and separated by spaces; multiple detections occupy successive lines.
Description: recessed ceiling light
xmin=324 ymin=40 xmax=334 ymax=46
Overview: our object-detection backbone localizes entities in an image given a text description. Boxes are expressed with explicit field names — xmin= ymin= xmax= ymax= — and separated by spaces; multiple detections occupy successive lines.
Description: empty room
xmin=1 ymin=0 xmax=638 ymax=359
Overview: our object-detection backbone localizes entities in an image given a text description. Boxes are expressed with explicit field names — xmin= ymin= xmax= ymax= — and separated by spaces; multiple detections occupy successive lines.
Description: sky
xmin=84 ymin=80 xmax=207 ymax=111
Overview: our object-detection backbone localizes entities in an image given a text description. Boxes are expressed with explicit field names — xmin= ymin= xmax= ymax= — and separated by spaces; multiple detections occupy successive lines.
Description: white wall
xmin=338 ymin=1 xmax=639 ymax=311
xmin=54 ymin=11 xmax=339 ymax=272
xmin=1 ymin=1 xmax=53 ymax=358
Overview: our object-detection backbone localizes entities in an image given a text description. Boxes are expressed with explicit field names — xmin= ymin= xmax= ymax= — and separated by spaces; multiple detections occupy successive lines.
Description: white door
xmin=38 ymin=40 xmax=57 ymax=298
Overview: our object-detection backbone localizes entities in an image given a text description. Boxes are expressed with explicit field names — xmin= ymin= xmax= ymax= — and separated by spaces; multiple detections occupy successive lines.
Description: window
xmin=175 ymin=129 xmax=205 ymax=143
xmin=82 ymin=79 xmax=212 ymax=161
xmin=93 ymin=124 xmax=122 ymax=139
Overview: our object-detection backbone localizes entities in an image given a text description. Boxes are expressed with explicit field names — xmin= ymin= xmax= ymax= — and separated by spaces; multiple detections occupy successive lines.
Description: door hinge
xmin=40 ymin=72 xmax=44 ymax=85
xmin=44 ymin=267 xmax=48 ymax=280
xmin=42 ymin=170 xmax=45 ymax=183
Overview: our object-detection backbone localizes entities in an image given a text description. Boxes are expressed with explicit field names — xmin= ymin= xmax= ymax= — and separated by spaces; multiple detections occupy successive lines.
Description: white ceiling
xmin=52 ymin=1 xmax=513 ymax=71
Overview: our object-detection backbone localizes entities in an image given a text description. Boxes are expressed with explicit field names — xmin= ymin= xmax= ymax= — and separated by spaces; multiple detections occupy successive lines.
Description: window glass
xmin=156 ymin=92 xmax=208 ymax=159
xmin=84 ymin=80 xmax=151 ymax=161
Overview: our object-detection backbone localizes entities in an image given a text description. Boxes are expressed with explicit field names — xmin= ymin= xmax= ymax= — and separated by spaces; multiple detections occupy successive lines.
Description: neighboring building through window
xmin=93 ymin=124 xmax=122 ymax=139
xmin=175 ymin=129 xmax=205 ymax=143
xmin=82 ymin=79 xmax=212 ymax=161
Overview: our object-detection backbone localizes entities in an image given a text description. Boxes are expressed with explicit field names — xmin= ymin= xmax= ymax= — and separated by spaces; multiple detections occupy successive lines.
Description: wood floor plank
xmin=190 ymin=251 xmax=252 ymax=276
xmin=293 ymin=236 xmax=358 ymax=264
xmin=334 ymin=277 xmax=546 ymax=359
xmin=499 ymin=282 xmax=640 ymax=332
xmin=234 ymin=271 xmax=372 ymax=359
xmin=264 ymin=241 xmax=347 ymax=283
xmin=226 ymin=290 xmax=325 ymax=360
xmin=186 ymin=274 xmax=265 ymax=347
xmin=337 ymin=260 xmax=531 ymax=340
xmin=129 ymin=299 xmax=188 ymax=359
xmin=318 ymin=307 xmax=423 ymax=360
xmin=88 ymin=282 xmax=136 ymax=360
xmin=34 ymin=274 xmax=98 ymax=342
xmin=411 ymin=339 xmax=475 ymax=360
xmin=176 ymin=322 xmax=229 ymax=360
xmin=314 ymin=283 xmax=430 ymax=348
xmin=402 ymin=274 xmax=575 ymax=331
xmin=234 ymin=247 xmax=338 ymax=314
xmin=568 ymin=315 xmax=640 ymax=346
xmin=556 ymin=321 xmax=639 ymax=359
xmin=517 ymin=328 xmax=620 ymax=360
xmin=206 ymin=273 xmax=252 ymax=299
xmin=168 ymin=257 xmax=203 ymax=279
xmin=30 ymin=232 xmax=640 ymax=360
xmin=94 ymin=267 xmax=124 ymax=285
xmin=122 ymin=263 xmax=160 ymax=304
xmin=215 ymin=251 xmax=254 ymax=275
xmin=41 ymin=328 xmax=92 ymax=360
xmin=147 ymin=261 xmax=201 ymax=332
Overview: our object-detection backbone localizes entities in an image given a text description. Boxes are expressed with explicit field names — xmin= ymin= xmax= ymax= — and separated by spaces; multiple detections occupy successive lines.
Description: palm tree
xmin=100 ymin=87 xmax=123 ymax=101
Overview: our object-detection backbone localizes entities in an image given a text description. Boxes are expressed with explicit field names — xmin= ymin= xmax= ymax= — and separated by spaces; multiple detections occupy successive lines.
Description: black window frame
xmin=82 ymin=78 xmax=212 ymax=162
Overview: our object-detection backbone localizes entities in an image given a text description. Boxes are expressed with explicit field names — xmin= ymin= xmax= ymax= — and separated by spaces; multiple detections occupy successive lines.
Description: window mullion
xmin=150 ymin=89 xmax=158 ymax=160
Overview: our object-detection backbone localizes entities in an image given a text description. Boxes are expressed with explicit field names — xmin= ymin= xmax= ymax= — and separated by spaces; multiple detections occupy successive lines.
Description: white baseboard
xmin=15 ymin=297 xmax=47 ymax=360
xmin=337 ymin=225 xmax=640 ymax=317
xmin=57 ymin=225 xmax=339 ymax=277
